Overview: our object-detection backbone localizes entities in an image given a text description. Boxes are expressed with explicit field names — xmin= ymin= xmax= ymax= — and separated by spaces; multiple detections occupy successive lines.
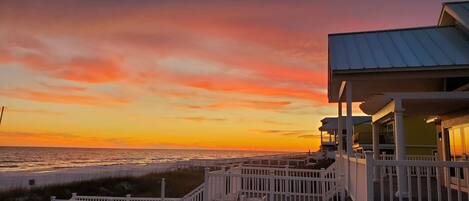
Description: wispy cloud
xmin=254 ymin=129 xmax=312 ymax=136
xmin=0 ymin=88 xmax=130 ymax=106
xmin=7 ymin=107 xmax=65 ymax=116
xmin=178 ymin=116 xmax=226 ymax=122
xmin=298 ymin=135 xmax=319 ymax=139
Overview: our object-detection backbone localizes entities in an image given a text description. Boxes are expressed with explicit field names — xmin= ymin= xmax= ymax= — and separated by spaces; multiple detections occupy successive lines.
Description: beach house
xmin=329 ymin=1 xmax=469 ymax=200
xmin=319 ymin=116 xmax=371 ymax=153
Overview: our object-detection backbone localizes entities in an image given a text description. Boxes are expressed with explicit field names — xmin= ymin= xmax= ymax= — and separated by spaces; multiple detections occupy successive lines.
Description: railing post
xmin=269 ymin=170 xmax=274 ymax=201
xmin=321 ymin=168 xmax=326 ymax=199
xmin=71 ymin=192 xmax=77 ymax=200
xmin=161 ymin=178 xmax=166 ymax=201
xmin=364 ymin=151 xmax=374 ymax=201
xmin=285 ymin=165 xmax=290 ymax=200
xmin=204 ymin=167 xmax=209 ymax=201
xmin=50 ymin=196 xmax=56 ymax=201
xmin=126 ymin=194 xmax=131 ymax=201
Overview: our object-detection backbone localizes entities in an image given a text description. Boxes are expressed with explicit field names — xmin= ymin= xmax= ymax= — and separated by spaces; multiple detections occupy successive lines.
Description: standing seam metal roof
xmin=328 ymin=26 xmax=469 ymax=71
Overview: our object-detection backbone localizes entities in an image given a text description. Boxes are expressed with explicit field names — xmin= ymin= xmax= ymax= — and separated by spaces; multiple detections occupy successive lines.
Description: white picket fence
xmin=204 ymin=164 xmax=339 ymax=201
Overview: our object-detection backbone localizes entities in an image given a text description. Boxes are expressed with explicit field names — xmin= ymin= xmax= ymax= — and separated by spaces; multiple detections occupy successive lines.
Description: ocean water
xmin=0 ymin=146 xmax=282 ymax=172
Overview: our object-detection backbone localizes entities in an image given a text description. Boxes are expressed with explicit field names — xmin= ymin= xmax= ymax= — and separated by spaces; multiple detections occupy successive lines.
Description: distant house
xmin=318 ymin=116 xmax=371 ymax=152
xmin=328 ymin=1 xmax=469 ymax=199
xmin=319 ymin=116 xmax=437 ymax=155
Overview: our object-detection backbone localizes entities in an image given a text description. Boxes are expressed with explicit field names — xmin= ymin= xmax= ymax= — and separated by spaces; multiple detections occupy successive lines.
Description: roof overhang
xmin=318 ymin=116 xmax=371 ymax=132
xmin=329 ymin=67 xmax=469 ymax=103
xmin=359 ymin=91 xmax=469 ymax=118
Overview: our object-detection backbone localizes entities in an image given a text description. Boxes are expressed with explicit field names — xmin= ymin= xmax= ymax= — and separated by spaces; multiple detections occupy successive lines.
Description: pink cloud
xmin=0 ymin=88 xmax=129 ymax=106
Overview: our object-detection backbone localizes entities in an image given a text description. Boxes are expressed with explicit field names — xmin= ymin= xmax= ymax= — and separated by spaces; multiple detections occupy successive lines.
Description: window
xmin=379 ymin=121 xmax=394 ymax=144
xmin=448 ymin=124 xmax=469 ymax=179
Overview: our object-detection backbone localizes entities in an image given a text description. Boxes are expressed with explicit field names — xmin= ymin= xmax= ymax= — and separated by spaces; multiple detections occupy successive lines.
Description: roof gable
xmin=439 ymin=1 xmax=469 ymax=30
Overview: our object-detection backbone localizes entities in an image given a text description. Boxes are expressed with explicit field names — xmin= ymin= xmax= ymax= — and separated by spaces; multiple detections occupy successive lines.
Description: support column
xmin=394 ymin=99 xmax=408 ymax=198
xmin=338 ymin=101 xmax=343 ymax=154
xmin=320 ymin=131 xmax=323 ymax=146
xmin=345 ymin=82 xmax=353 ymax=196
xmin=372 ymin=122 xmax=380 ymax=182
xmin=338 ymin=93 xmax=345 ymax=201
xmin=346 ymin=82 xmax=353 ymax=156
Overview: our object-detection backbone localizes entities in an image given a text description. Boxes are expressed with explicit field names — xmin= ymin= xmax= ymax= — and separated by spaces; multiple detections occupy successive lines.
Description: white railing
xmin=353 ymin=152 xmax=437 ymax=161
xmin=338 ymin=154 xmax=371 ymax=201
xmin=337 ymin=151 xmax=469 ymax=201
xmin=205 ymin=164 xmax=339 ymax=201
xmin=55 ymin=185 xmax=204 ymax=201
xmin=53 ymin=180 xmax=204 ymax=201
xmin=182 ymin=183 xmax=204 ymax=201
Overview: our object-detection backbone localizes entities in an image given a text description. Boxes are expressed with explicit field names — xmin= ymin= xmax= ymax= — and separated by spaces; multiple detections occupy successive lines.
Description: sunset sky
xmin=0 ymin=0 xmax=444 ymax=151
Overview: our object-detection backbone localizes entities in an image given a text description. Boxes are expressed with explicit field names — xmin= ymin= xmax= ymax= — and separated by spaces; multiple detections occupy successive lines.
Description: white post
xmin=394 ymin=99 xmax=408 ymax=198
xmin=204 ymin=168 xmax=209 ymax=201
xmin=364 ymin=151 xmax=375 ymax=201
xmin=345 ymin=82 xmax=353 ymax=196
xmin=320 ymin=131 xmax=324 ymax=146
xmin=338 ymin=97 xmax=345 ymax=201
xmin=269 ymin=170 xmax=274 ymax=201
xmin=346 ymin=82 xmax=353 ymax=156
xmin=126 ymin=194 xmax=131 ymax=201
xmin=338 ymin=102 xmax=343 ymax=154
xmin=72 ymin=193 xmax=77 ymax=199
xmin=50 ymin=196 xmax=56 ymax=201
xmin=161 ymin=178 xmax=166 ymax=201
xmin=372 ymin=122 xmax=380 ymax=182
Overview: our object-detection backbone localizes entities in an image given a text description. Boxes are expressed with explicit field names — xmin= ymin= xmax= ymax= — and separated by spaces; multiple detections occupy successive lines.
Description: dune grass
xmin=0 ymin=167 xmax=204 ymax=201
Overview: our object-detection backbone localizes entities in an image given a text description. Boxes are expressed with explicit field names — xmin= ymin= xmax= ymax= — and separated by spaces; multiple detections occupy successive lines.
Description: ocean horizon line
xmin=0 ymin=145 xmax=296 ymax=153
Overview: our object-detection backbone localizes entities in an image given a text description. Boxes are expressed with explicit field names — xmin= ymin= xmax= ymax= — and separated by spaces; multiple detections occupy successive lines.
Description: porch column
xmin=346 ymin=82 xmax=353 ymax=156
xmin=394 ymin=99 xmax=408 ymax=197
xmin=372 ymin=122 xmax=380 ymax=182
xmin=320 ymin=131 xmax=323 ymax=146
xmin=338 ymin=102 xmax=343 ymax=154
xmin=337 ymin=92 xmax=345 ymax=200
xmin=345 ymin=82 xmax=353 ymax=196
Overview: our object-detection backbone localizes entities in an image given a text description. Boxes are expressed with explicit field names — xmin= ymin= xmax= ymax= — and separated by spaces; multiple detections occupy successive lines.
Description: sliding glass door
xmin=448 ymin=124 xmax=469 ymax=186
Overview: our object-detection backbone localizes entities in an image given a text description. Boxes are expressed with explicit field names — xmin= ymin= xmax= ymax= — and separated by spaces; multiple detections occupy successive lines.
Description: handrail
xmin=181 ymin=183 xmax=204 ymax=200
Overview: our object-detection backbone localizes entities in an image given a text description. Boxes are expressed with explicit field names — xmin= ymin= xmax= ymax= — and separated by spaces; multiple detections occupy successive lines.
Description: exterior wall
xmin=353 ymin=116 xmax=437 ymax=155
xmin=404 ymin=116 xmax=437 ymax=155
xmin=354 ymin=122 xmax=372 ymax=144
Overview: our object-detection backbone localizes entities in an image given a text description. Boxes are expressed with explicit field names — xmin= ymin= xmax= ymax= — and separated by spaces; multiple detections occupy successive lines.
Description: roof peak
xmin=443 ymin=1 xmax=469 ymax=5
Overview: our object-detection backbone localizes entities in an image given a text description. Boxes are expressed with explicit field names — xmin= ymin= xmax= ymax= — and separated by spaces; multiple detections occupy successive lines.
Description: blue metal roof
xmin=328 ymin=26 xmax=469 ymax=71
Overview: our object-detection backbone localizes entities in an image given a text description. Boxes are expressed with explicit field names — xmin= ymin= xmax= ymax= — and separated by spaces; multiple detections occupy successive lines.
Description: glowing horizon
xmin=0 ymin=0 xmax=442 ymax=152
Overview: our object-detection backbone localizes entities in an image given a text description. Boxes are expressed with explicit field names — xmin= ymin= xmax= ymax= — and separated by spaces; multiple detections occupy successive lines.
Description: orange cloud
xmin=178 ymin=116 xmax=226 ymax=122
xmin=58 ymin=57 xmax=126 ymax=83
xmin=0 ymin=36 xmax=127 ymax=84
xmin=0 ymin=88 xmax=129 ymax=106
xmin=7 ymin=108 xmax=65 ymax=116
xmin=188 ymin=100 xmax=291 ymax=110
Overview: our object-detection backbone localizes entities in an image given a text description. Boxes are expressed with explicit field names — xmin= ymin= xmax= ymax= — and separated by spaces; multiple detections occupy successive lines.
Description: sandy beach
xmin=0 ymin=155 xmax=282 ymax=191
xmin=0 ymin=158 xmax=234 ymax=191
